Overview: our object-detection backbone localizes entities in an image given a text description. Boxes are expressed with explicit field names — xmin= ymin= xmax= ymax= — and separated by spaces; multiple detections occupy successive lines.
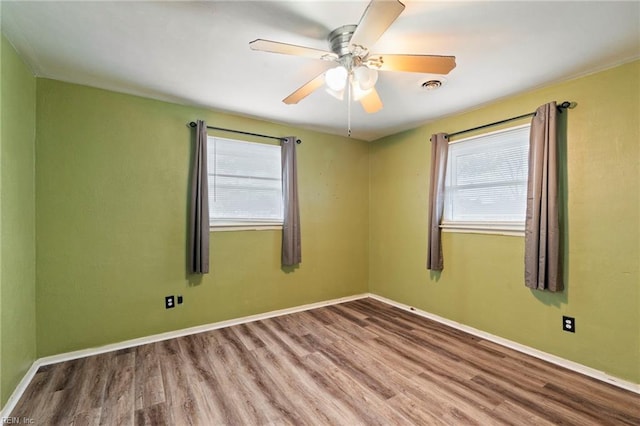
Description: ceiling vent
xmin=421 ymin=79 xmax=444 ymax=90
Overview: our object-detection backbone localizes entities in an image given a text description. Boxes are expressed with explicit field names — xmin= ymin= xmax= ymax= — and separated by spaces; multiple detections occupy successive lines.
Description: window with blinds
xmin=207 ymin=136 xmax=283 ymax=228
xmin=442 ymin=125 xmax=530 ymax=234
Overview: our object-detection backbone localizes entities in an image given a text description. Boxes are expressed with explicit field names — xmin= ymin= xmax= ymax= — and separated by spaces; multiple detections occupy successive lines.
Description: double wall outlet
xmin=165 ymin=295 xmax=184 ymax=309
xmin=562 ymin=316 xmax=575 ymax=333
xmin=165 ymin=295 xmax=175 ymax=309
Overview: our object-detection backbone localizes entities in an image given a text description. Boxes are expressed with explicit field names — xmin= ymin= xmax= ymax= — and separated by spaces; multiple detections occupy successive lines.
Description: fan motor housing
xmin=328 ymin=25 xmax=357 ymax=57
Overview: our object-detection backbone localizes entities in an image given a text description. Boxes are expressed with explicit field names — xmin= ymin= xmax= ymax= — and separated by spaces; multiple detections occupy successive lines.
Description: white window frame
xmin=207 ymin=136 xmax=283 ymax=232
xmin=441 ymin=124 xmax=530 ymax=237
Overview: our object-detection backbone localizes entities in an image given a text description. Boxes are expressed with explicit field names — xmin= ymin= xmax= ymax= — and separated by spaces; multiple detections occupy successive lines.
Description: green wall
xmin=369 ymin=60 xmax=640 ymax=383
xmin=35 ymin=79 xmax=370 ymax=357
xmin=0 ymin=36 xmax=37 ymax=405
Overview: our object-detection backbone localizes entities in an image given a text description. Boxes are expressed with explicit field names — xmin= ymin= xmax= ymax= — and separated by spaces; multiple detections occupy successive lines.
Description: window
xmin=207 ymin=136 xmax=283 ymax=229
xmin=442 ymin=125 xmax=530 ymax=235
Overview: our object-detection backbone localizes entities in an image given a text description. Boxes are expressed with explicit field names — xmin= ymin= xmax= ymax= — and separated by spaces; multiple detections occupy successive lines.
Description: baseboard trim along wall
xmin=0 ymin=293 xmax=368 ymax=418
xmin=2 ymin=292 xmax=638 ymax=417
xmin=368 ymin=293 xmax=640 ymax=395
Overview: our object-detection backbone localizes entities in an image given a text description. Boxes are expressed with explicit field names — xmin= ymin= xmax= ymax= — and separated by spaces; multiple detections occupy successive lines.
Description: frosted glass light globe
xmin=354 ymin=66 xmax=378 ymax=90
xmin=325 ymin=66 xmax=348 ymax=91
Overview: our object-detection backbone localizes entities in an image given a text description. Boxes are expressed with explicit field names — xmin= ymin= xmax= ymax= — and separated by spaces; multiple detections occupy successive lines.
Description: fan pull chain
xmin=347 ymin=74 xmax=352 ymax=137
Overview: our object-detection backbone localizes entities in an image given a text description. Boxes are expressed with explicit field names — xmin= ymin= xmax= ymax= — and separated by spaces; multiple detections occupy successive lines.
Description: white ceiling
xmin=2 ymin=1 xmax=639 ymax=141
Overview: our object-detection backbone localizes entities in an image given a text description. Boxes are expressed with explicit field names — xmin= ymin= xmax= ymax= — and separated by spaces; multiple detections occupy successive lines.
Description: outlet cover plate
xmin=562 ymin=316 xmax=575 ymax=333
xmin=165 ymin=295 xmax=175 ymax=309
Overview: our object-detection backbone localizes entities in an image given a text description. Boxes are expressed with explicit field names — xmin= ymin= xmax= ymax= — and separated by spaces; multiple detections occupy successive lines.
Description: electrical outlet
xmin=177 ymin=295 xmax=183 ymax=305
xmin=562 ymin=316 xmax=575 ymax=333
xmin=165 ymin=295 xmax=175 ymax=309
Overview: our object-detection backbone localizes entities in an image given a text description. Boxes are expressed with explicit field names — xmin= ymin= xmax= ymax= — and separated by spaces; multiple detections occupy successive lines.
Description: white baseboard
xmin=0 ymin=362 xmax=41 ymax=421
xmin=368 ymin=293 xmax=640 ymax=395
xmin=36 ymin=293 xmax=369 ymax=367
xmin=2 ymin=291 xmax=637 ymax=418
xmin=0 ymin=293 xmax=368 ymax=418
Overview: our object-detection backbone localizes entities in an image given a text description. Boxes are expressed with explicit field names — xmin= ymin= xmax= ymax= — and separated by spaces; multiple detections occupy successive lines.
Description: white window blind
xmin=207 ymin=136 xmax=283 ymax=227
xmin=443 ymin=125 xmax=530 ymax=233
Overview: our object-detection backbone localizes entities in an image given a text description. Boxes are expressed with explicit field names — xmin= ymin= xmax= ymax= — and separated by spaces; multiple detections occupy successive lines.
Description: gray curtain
xmin=427 ymin=133 xmax=449 ymax=271
xmin=281 ymin=137 xmax=301 ymax=266
xmin=525 ymin=102 xmax=562 ymax=291
xmin=188 ymin=120 xmax=210 ymax=274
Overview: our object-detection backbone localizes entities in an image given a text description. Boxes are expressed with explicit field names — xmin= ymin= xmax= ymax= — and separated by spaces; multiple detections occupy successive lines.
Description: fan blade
xmin=359 ymin=87 xmax=383 ymax=113
xmin=283 ymin=72 xmax=327 ymax=104
xmin=370 ymin=54 xmax=456 ymax=75
xmin=250 ymin=39 xmax=338 ymax=61
xmin=350 ymin=0 xmax=405 ymax=51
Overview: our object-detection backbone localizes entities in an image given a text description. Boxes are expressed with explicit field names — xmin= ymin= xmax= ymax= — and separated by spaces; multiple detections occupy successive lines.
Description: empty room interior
xmin=1 ymin=0 xmax=639 ymax=424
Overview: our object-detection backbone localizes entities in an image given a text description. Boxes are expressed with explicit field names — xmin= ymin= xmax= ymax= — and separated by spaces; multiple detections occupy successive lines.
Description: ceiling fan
xmin=249 ymin=0 xmax=456 ymax=116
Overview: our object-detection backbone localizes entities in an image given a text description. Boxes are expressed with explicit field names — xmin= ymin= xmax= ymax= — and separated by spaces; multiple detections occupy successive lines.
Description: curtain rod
xmin=188 ymin=122 xmax=301 ymax=144
xmin=448 ymin=101 xmax=573 ymax=138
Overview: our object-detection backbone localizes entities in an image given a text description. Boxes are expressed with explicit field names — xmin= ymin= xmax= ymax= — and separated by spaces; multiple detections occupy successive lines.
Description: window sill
xmin=440 ymin=221 xmax=524 ymax=237
xmin=210 ymin=223 xmax=283 ymax=232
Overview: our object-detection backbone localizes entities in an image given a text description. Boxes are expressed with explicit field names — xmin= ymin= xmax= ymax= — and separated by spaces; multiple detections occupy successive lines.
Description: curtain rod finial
xmin=557 ymin=101 xmax=575 ymax=113
xmin=188 ymin=121 xmax=197 ymax=128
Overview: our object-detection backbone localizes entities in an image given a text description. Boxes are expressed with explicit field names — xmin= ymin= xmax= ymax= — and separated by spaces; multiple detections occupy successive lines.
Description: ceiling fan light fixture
xmin=249 ymin=0 xmax=457 ymax=136
xmin=354 ymin=66 xmax=378 ymax=90
xmin=325 ymin=66 xmax=348 ymax=91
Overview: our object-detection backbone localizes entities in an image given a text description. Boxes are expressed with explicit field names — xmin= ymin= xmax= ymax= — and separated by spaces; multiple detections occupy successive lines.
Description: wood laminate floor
xmin=10 ymin=298 xmax=640 ymax=425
